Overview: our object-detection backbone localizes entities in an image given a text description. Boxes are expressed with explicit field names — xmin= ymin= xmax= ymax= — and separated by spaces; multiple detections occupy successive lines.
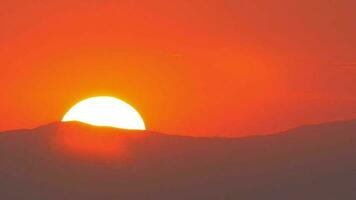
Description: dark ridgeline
xmin=0 ymin=120 xmax=355 ymax=200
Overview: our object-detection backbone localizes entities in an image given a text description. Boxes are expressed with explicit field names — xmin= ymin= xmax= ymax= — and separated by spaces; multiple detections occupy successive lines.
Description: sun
xmin=62 ymin=96 xmax=146 ymax=130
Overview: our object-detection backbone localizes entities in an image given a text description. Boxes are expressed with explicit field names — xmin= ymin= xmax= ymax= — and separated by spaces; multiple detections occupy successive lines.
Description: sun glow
xmin=62 ymin=96 xmax=146 ymax=130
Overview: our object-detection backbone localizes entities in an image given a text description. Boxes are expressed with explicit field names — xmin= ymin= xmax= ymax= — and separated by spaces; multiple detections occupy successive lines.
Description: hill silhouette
xmin=0 ymin=120 xmax=356 ymax=199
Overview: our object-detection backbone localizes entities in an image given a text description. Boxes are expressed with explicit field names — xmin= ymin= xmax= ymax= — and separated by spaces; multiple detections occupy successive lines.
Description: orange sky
xmin=0 ymin=0 xmax=355 ymax=136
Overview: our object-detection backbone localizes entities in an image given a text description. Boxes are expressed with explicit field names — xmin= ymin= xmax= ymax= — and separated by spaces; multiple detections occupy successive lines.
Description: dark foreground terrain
xmin=0 ymin=120 xmax=355 ymax=199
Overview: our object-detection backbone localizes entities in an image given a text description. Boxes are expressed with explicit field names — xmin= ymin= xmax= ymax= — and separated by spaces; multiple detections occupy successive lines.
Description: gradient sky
xmin=0 ymin=0 xmax=355 ymax=136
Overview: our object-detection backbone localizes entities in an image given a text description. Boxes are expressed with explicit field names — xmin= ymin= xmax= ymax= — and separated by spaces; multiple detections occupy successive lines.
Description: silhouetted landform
xmin=0 ymin=120 xmax=356 ymax=200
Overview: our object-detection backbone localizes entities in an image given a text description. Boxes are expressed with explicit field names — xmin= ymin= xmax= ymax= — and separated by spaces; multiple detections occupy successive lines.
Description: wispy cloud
xmin=336 ymin=63 xmax=356 ymax=70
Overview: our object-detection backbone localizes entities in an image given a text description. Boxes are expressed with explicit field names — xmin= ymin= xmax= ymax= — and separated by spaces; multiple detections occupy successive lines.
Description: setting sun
xmin=62 ymin=96 xmax=146 ymax=130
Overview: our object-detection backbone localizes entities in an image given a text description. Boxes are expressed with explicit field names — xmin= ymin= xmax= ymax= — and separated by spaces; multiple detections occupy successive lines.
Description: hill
xmin=0 ymin=121 xmax=355 ymax=199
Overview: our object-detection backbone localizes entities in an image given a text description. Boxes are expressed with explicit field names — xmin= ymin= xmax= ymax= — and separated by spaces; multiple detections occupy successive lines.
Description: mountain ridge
xmin=0 ymin=120 xmax=355 ymax=199
xmin=3 ymin=119 xmax=356 ymax=139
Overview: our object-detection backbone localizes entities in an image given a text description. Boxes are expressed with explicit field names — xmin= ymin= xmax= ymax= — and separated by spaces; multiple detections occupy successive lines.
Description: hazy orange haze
xmin=0 ymin=0 xmax=355 ymax=136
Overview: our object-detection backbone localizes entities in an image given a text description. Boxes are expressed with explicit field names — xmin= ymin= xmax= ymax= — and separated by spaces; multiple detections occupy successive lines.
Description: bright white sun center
xmin=62 ymin=96 xmax=146 ymax=130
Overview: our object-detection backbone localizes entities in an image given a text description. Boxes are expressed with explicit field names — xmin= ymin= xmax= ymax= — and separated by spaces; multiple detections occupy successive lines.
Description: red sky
xmin=0 ymin=0 xmax=355 ymax=136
